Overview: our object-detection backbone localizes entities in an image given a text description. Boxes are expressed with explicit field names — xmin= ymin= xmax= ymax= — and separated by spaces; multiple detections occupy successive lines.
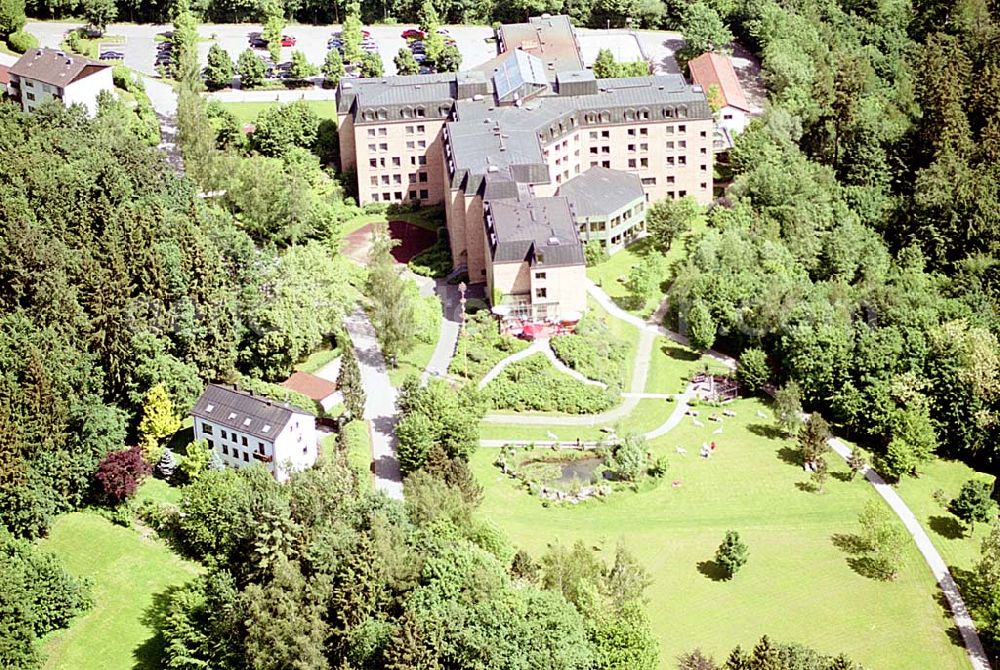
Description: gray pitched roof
xmin=487 ymin=196 xmax=583 ymax=267
xmin=191 ymin=384 xmax=312 ymax=442
xmin=9 ymin=48 xmax=108 ymax=86
xmin=558 ymin=167 xmax=644 ymax=218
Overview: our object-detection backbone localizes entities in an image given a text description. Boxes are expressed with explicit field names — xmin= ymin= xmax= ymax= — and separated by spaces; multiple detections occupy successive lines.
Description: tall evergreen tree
xmin=365 ymin=223 xmax=416 ymax=366
xmin=337 ymin=337 xmax=366 ymax=420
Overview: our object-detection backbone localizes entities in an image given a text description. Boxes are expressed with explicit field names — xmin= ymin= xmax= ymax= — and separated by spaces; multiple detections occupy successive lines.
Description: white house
xmin=6 ymin=48 xmax=114 ymax=117
xmin=687 ymin=52 xmax=752 ymax=150
xmin=191 ymin=384 xmax=318 ymax=482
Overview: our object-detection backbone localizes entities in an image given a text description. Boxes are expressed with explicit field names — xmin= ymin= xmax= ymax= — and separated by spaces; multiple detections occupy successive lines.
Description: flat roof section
xmin=499 ymin=15 xmax=584 ymax=74
xmin=558 ymin=167 xmax=644 ymax=218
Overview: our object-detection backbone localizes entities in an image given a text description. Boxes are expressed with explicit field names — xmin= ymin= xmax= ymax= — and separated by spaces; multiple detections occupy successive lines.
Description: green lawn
xmin=472 ymin=396 xmax=971 ymax=669
xmin=39 ymin=511 xmax=201 ymax=670
xmin=479 ymin=398 xmax=677 ymax=443
xmin=894 ymin=459 xmax=997 ymax=574
xmin=294 ymin=340 xmax=340 ymax=374
xmin=586 ymin=220 xmax=707 ymax=318
xmin=218 ymin=100 xmax=338 ymax=125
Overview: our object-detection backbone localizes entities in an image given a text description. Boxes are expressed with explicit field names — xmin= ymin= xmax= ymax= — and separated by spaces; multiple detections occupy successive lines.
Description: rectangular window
xmin=700 ymin=130 xmax=708 ymax=138
xmin=242 ymin=452 xmax=249 ymax=462
xmin=535 ymin=288 xmax=547 ymax=298
xmin=590 ymin=161 xmax=598 ymax=168
xmin=535 ymin=272 xmax=546 ymax=280
xmin=379 ymin=143 xmax=388 ymax=151
xmin=589 ymin=131 xmax=598 ymax=140
xmin=665 ymin=127 xmax=674 ymax=135
xmin=641 ymin=177 xmax=656 ymax=185
xmin=201 ymin=423 xmax=213 ymax=435
xmin=628 ymin=158 xmax=636 ymax=168
xmin=678 ymin=125 xmax=686 ymax=133
xmin=381 ymin=175 xmax=390 ymax=185
xmin=368 ymin=143 xmax=376 ymax=152
xmin=723 ymin=113 xmax=733 ymax=120
xmin=417 ymin=140 xmax=426 ymax=149
xmin=418 ymin=172 xmax=428 ymax=182
xmin=242 ymin=436 xmax=248 ymax=446
xmin=405 ymin=125 xmax=414 ymax=134
xmin=207 ymin=439 xmax=214 ymax=449
xmin=417 ymin=124 xmax=425 ymax=132
xmin=220 ymin=429 xmax=227 ymax=439
xmin=701 ymin=182 xmax=708 ymax=189
xmin=409 ymin=173 xmax=417 ymax=183
xmin=666 ymin=157 xmax=675 ymax=166
xmin=679 ymin=190 xmax=687 ymax=197
xmin=222 ymin=444 xmax=229 ymax=455
xmin=679 ymin=140 xmax=687 ymax=149
xmin=418 ymin=156 xmax=427 ymax=165
xmin=367 ymin=128 xmax=376 ymax=137
xmin=601 ymin=130 xmax=610 ymax=138
xmin=589 ymin=147 xmax=598 ymax=155
xmin=370 ymin=176 xmax=378 ymax=186
xmin=392 ymin=157 xmax=401 ymax=167
xmin=678 ymin=157 xmax=687 ymax=166
xmin=601 ymin=160 xmax=610 ymax=168
xmin=640 ymin=143 xmax=648 ymax=151
xmin=666 ymin=176 xmax=675 ymax=184
xmin=395 ymin=191 xmax=403 ymax=199
xmin=700 ymin=147 xmax=707 ymax=155
xmin=700 ymin=164 xmax=707 ymax=171
xmin=369 ymin=158 xmax=377 ymax=168
xmin=409 ymin=190 xmax=417 ymax=199
xmin=640 ymin=158 xmax=648 ymax=168
xmin=393 ymin=174 xmax=402 ymax=184
xmin=640 ymin=128 xmax=648 ymax=136
xmin=419 ymin=189 xmax=428 ymax=199
xmin=627 ymin=144 xmax=636 ymax=152
xmin=406 ymin=141 xmax=415 ymax=150
xmin=601 ymin=146 xmax=610 ymax=154
xmin=258 ymin=443 xmax=265 ymax=455
xmin=26 ymin=92 xmax=35 ymax=101
xmin=378 ymin=127 xmax=387 ymax=136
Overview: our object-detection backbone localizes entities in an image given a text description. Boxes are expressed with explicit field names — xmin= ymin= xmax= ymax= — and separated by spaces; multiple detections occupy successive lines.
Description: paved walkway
xmin=343 ymin=308 xmax=403 ymax=500
xmin=421 ymin=280 xmax=461 ymax=385
xmin=827 ymin=438 xmax=991 ymax=670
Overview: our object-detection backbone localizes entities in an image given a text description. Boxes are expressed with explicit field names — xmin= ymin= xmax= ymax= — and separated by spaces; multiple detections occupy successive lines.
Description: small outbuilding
xmin=687 ymin=52 xmax=752 ymax=148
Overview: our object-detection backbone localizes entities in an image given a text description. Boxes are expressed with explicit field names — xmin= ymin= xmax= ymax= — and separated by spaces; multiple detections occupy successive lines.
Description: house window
xmin=700 ymin=148 xmax=707 ymax=155
xmin=369 ymin=159 xmax=377 ymax=168
xmin=417 ymin=124 xmax=425 ymax=132
xmin=679 ymin=157 xmax=687 ymax=166
xmin=666 ymin=176 xmax=675 ymax=184
xmin=535 ymin=288 xmax=547 ymax=298
xmin=602 ymin=160 xmax=610 ymax=168
xmin=418 ymin=156 xmax=427 ymax=165
xmin=220 ymin=429 xmax=227 ymax=439
xmin=370 ymin=176 xmax=378 ymax=186
xmin=379 ymin=143 xmax=388 ymax=151
xmin=701 ymin=182 xmax=708 ymax=189
xmin=406 ymin=141 xmax=415 ymax=150
xmin=405 ymin=125 xmax=414 ymax=134
xmin=409 ymin=190 xmax=417 ymax=199
xmin=627 ymin=144 xmax=635 ymax=152
xmin=641 ymin=177 xmax=656 ymax=185
xmin=26 ymin=92 xmax=36 ymax=101
xmin=242 ymin=436 xmax=248 ymax=446
xmin=628 ymin=159 xmax=636 ymax=168
xmin=418 ymin=172 xmax=428 ymax=182
xmin=723 ymin=113 xmax=733 ymax=120
xmin=367 ymin=128 xmax=376 ymax=137
xmin=242 ymin=452 xmax=249 ymax=462
xmin=678 ymin=125 xmax=687 ymax=133
xmin=700 ymin=164 xmax=708 ymax=171
xmin=201 ymin=423 xmax=213 ymax=435
xmin=700 ymin=130 xmax=708 ymax=138
xmin=419 ymin=189 xmax=428 ymax=198
xmin=535 ymin=272 xmax=546 ymax=280
xmin=679 ymin=190 xmax=687 ymax=197
xmin=409 ymin=173 xmax=417 ymax=183
xmin=207 ymin=439 xmax=214 ymax=449
xmin=222 ymin=444 xmax=229 ymax=455
xmin=258 ymin=443 xmax=265 ymax=455
xmin=417 ymin=140 xmax=426 ymax=149
xmin=679 ymin=141 xmax=687 ymax=149
xmin=392 ymin=157 xmax=401 ymax=167
xmin=640 ymin=158 xmax=648 ymax=168
xmin=640 ymin=128 xmax=648 ymax=136
xmin=368 ymin=143 xmax=376 ymax=152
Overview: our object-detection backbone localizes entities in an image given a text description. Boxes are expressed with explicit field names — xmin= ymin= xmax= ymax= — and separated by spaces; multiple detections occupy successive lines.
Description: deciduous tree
xmin=645 ymin=196 xmax=701 ymax=253
xmin=204 ymin=43 xmax=234 ymax=90
xmin=737 ymin=347 xmax=768 ymax=394
xmin=366 ymin=223 xmax=416 ymax=364
xmin=395 ymin=47 xmax=419 ymax=75
xmin=237 ymin=48 xmax=266 ymax=88
xmin=81 ymin=0 xmax=117 ymax=34
xmin=322 ymin=47 xmax=345 ymax=86
xmin=138 ymin=383 xmax=181 ymax=460
xmin=773 ymin=381 xmax=803 ymax=436
xmin=949 ymin=479 xmax=995 ymax=536
xmin=95 ymin=446 xmax=151 ymax=503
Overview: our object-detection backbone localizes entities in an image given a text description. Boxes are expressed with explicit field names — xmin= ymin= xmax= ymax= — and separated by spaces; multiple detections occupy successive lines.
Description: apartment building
xmin=191 ymin=384 xmax=317 ymax=482
xmin=6 ymin=48 xmax=113 ymax=117
xmin=336 ymin=16 xmax=713 ymax=321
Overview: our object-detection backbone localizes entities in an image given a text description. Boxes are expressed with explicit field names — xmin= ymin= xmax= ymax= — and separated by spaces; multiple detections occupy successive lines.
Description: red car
xmin=401 ymin=28 xmax=425 ymax=39
xmin=280 ymin=35 xmax=296 ymax=46
xmin=362 ymin=29 xmax=371 ymax=37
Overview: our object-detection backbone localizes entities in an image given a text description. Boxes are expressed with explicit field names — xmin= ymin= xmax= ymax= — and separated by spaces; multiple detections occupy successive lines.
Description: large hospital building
xmin=337 ymin=15 xmax=714 ymax=321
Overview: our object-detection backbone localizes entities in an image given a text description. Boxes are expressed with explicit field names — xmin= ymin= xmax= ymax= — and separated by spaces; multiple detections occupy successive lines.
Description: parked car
xmin=418 ymin=65 xmax=433 ymax=74
xmin=328 ymin=37 xmax=343 ymax=48
xmin=155 ymin=53 xmax=171 ymax=65
xmin=100 ymin=51 xmax=124 ymax=60
xmin=401 ymin=28 xmax=425 ymax=39
xmin=361 ymin=43 xmax=378 ymax=52
xmin=413 ymin=53 xmax=427 ymax=62
xmin=249 ymin=35 xmax=267 ymax=48
xmin=411 ymin=42 xmax=426 ymax=54
xmin=362 ymin=29 xmax=371 ymax=37
xmin=281 ymin=35 xmax=296 ymax=46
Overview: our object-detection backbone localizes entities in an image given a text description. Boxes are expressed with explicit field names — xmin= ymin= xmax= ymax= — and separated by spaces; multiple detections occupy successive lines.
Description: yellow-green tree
xmin=138 ymin=383 xmax=181 ymax=460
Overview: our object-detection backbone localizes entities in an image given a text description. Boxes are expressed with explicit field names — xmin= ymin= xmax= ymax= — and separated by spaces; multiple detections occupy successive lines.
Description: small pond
xmin=553 ymin=457 xmax=609 ymax=486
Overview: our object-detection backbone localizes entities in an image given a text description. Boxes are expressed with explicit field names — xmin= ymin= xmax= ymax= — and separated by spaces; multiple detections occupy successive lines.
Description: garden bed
xmin=482 ymin=353 xmax=618 ymax=414
xmin=450 ymin=310 xmax=529 ymax=382
xmin=550 ymin=311 xmax=630 ymax=388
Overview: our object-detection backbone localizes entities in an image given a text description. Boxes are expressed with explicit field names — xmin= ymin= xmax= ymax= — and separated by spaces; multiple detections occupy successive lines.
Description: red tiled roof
xmin=0 ymin=65 xmax=8 ymax=85
xmin=282 ymin=372 xmax=337 ymax=402
xmin=688 ymin=52 xmax=750 ymax=113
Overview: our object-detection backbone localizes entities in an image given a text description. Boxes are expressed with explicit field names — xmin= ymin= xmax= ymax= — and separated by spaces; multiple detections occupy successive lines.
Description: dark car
xmin=249 ymin=34 xmax=267 ymax=48
xmin=100 ymin=51 xmax=124 ymax=60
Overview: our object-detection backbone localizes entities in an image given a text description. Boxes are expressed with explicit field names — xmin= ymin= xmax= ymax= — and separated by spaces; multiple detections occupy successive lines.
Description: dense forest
xmin=669 ymin=0 xmax=1000 ymax=477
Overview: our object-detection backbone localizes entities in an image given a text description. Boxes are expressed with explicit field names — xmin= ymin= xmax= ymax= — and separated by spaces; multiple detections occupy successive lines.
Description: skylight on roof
xmin=206 ymin=404 xmax=214 ymax=412
xmin=243 ymin=418 xmax=252 ymax=426
xmin=262 ymin=425 xmax=271 ymax=433
xmin=228 ymin=412 xmax=237 ymax=420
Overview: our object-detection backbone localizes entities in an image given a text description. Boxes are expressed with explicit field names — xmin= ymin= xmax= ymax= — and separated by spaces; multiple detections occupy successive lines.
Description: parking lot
xmin=25 ymin=20 xmax=497 ymax=80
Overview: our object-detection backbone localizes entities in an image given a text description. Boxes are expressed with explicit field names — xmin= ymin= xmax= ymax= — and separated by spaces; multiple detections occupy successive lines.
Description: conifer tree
xmin=156 ymin=447 xmax=178 ymax=479
xmin=337 ymin=337 xmax=366 ymax=420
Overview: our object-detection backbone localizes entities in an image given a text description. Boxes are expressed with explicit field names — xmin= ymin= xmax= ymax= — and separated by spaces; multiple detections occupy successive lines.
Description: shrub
xmin=483 ymin=354 xmax=617 ymax=414
xmin=714 ymin=530 xmax=748 ymax=579
xmin=737 ymin=347 xmax=769 ymax=393
xmin=550 ymin=313 xmax=628 ymax=387
xmin=451 ymin=310 xmax=529 ymax=381
xmin=408 ymin=227 xmax=453 ymax=278
xmin=95 ymin=446 xmax=152 ymax=504
xmin=7 ymin=28 xmax=36 ymax=53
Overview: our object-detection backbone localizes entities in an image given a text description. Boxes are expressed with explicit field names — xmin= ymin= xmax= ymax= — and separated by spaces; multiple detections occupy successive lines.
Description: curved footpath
xmin=471 ymin=281 xmax=990 ymax=670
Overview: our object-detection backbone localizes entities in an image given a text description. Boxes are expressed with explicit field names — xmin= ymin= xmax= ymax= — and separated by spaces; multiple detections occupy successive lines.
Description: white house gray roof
xmin=9 ymin=48 xmax=109 ymax=86
xmin=191 ymin=384 xmax=311 ymax=441
xmin=558 ymin=167 xmax=644 ymax=218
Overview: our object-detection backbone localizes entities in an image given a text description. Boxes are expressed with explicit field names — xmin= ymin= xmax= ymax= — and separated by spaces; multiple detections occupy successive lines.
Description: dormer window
xmin=415 ymin=106 xmax=425 ymax=118
xmin=206 ymin=404 xmax=214 ymax=413
xmin=243 ymin=418 xmax=252 ymax=426
xmin=401 ymin=106 xmax=412 ymax=118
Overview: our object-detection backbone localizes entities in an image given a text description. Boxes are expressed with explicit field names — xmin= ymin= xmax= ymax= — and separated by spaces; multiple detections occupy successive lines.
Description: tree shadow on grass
xmin=747 ymin=423 xmax=785 ymax=441
xmin=928 ymin=515 xmax=965 ymax=540
xmin=831 ymin=471 xmax=854 ymax=483
xmin=133 ymin=587 xmax=181 ymax=670
xmin=663 ymin=342 xmax=699 ymax=362
xmin=696 ymin=559 xmax=729 ymax=582
xmin=830 ymin=533 xmax=891 ymax=581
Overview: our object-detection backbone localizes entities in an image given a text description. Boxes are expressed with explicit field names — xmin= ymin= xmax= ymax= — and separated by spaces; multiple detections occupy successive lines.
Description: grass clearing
xmin=217 ymin=99 xmax=338 ymax=125
xmin=321 ymin=422 xmax=373 ymax=493
xmin=586 ymin=220 xmax=708 ymax=318
xmin=479 ymin=398 xmax=678 ymax=443
xmin=473 ymin=395 xmax=971 ymax=669
xmin=294 ymin=339 xmax=340 ymax=374
xmin=39 ymin=511 xmax=201 ymax=670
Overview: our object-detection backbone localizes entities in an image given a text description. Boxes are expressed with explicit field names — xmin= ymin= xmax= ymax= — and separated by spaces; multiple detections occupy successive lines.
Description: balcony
xmin=252 ymin=452 xmax=273 ymax=463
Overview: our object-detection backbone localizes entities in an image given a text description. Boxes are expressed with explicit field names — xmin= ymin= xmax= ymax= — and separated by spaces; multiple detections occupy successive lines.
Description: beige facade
xmin=339 ymin=112 xmax=448 ymax=206
xmin=487 ymin=258 xmax=587 ymax=320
